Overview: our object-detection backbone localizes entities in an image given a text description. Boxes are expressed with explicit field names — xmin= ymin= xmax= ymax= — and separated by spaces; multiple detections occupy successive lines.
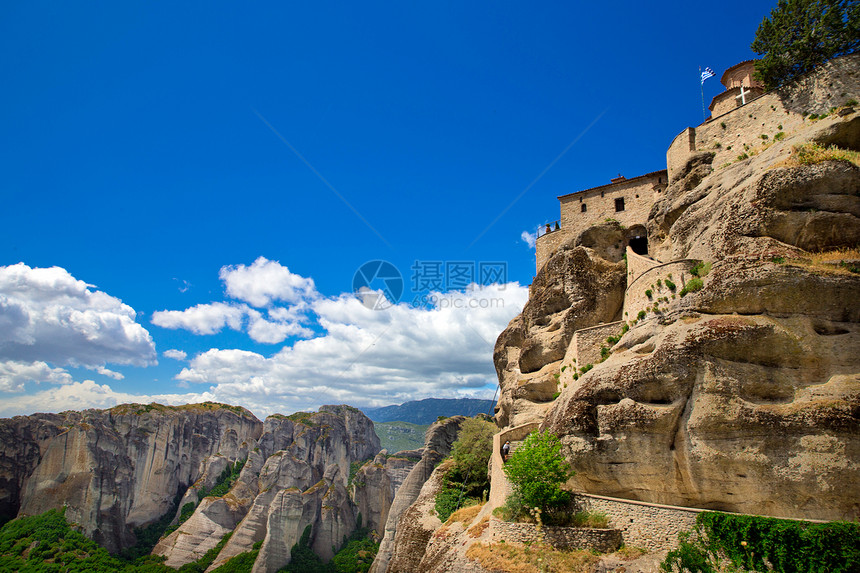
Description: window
xmin=581 ymin=204 xmax=587 ymax=213
xmin=615 ymin=197 xmax=625 ymax=212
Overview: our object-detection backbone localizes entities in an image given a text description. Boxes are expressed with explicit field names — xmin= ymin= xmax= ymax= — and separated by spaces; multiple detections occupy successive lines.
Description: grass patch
xmin=784 ymin=142 xmax=860 ymax=168
xmin=445 ymin=504 xmax=482 ymax=526
xmin=569 ymin=511 xmax=610 ymax=528
xmin=782 ymin=247 xmax=860 ymax=275
xmin=679 ymin=277 xmax=704 ymax=297
xmin=466 ymin=542 xmax=600 ymax=573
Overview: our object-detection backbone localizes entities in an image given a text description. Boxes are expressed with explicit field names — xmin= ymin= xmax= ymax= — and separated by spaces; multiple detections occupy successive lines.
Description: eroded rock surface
xmin=494 ymin=246 xmax=626 ymax=427
xmin=0 ymin=403 xmax=261 ymax=553
xmin=155 ymin=405 xmax=380 ymax=572
xmin=496 ymin=109 xmax=860 ymax=522
xmin=370 ymin=417 xmax=464 ymax=573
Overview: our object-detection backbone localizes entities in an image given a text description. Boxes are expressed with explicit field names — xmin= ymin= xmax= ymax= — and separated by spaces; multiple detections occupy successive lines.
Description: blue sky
xmin=0 ymin=1 xmax=777 ymax=418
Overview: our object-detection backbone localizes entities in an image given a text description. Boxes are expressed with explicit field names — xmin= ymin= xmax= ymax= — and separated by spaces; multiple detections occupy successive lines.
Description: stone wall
xmin=490 ymin=519 xmax=622 ymax=552
xmin=574 ymin=493 xmax=701 ymax=552
xmin=572 ymin=321 xmax=625 ymax=368
xmin=535 ymin=228 xmax=569 ymax=273
xmin=666 ymin=128 xmax=696 ymax=183
xmin=623 ymin=258 xmax=698 ymax=322
xmin=559 ymin=172 xmax=667 ymax=241
xmin=489 ymin=423 xmax=539 ymax=509
xmin=667 ymin=53 xmax=860 ymax=181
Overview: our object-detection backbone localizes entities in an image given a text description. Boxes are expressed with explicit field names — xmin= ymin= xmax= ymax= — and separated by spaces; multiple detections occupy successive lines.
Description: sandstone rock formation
xmin=154 ymin=405 xmax=380 ymax=572
xmin=370 ymin=416 xmax=465 ymax=573
xmin=494 ymin=243 xmax=627 ymax=428
xmin=350 ymin=449 xmax=422 ymax=536
xmin=502 ymin=107 xmax=860 ymax=522
xmin=0 ymin=403 xmax=261 ymax=553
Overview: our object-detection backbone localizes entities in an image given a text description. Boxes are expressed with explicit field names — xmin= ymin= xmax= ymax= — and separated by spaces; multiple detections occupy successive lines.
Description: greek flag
xmin=701 ymin=67 xmax=715 ymax=84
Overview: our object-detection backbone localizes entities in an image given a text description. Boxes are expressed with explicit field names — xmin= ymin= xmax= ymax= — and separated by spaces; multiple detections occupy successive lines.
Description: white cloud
xmin=0 ymin=263 xmax=157 ymax=368
xmin=95 ymin=366 xmax=124 ymax=380
xmin=0 ymin=360 xmax=73 ymax=392
xmin=220 ymin=257 xmax=317 ymax=307
xmin=151 ymin=302 xmax=245 ymax=335
xmin=163 ymin=349 xmax=187 ymax=361
xmin=0 ymin=379 xmax=215 ymax=418
xmin=152 ymin=259 xmax=317 ymax=344
xmin=173 ymin=283 xmax=529 ymax=417
xmin=246 ymin=309 xmax=314 ymax=344
xmin=521 ymin=230 xmax=537 ymax=249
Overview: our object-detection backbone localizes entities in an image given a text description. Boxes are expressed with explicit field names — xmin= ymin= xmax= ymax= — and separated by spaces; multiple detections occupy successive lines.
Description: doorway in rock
xmin=628 ymin=235 xmax=648 ymax=255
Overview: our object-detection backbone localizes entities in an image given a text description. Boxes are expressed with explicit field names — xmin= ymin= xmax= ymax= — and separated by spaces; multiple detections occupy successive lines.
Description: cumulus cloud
xmin=0 ymin=360 xmax=73 ymax=392
xmin=152 ymin=259 xmax=318 ymax=345
xmin=220 ymin=257 xmax=317 ymax=307
xmin=173 ymin=283 xmax=529 ymax=417
xmin=151 ymin=302 xmax=245 ymax=335
xmin=0 ymin=263 xmax=157 ymax=369
xmin=521 ymin=230 xmax=537 ymax=249
xmin=0 ymin=380 xmax=215 ymax=418
xmin=163 ymin=349 xmax=187 ymax=361
xmin=95 ymin=366 xmax=124 ymax=380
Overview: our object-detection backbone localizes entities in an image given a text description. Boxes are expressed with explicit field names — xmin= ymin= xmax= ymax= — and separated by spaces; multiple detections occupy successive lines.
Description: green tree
xmin=503 ymin=430 xmax=573 ymax=523
xmin=433 ymin=417 xmax=496 ymax=522
xmin=751 ymin=0 xmax=859 ymax=89
xmin=450 ymin=417 xmax=496 ymax=493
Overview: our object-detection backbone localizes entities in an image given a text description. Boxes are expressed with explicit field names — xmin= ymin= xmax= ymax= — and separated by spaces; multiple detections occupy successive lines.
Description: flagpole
xmin=700 ymin=66 xmax=706 ymax=123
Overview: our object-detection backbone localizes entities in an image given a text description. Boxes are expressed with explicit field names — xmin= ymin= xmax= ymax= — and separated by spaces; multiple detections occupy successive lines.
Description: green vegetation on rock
xmin=502 ymin=430 xmax=572 ymax=525
xmin=434 ymin=417 xmax=496 ymax=522
xmin=0 ymin=509 xmax=233 ymax=572
xmin=372 ymin=421 xmax=429 ymax=453
xmin=661 ymin=511 xmax=860 ymax=573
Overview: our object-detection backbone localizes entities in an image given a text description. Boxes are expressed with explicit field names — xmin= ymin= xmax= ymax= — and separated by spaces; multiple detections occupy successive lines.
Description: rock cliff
xmin=153 ymin=405 xmax=381 ymax=572
xmin=499 ymin=107 xmax=860 ymax=521
xmin=370 ymin=416 xmax=465 ymax=573
xmin=0 ymin=403 xmax=262 ymax=553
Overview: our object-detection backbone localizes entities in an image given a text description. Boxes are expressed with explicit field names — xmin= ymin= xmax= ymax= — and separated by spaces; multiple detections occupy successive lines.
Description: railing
xmin=536 ymin=220 xmax=561 ymax=238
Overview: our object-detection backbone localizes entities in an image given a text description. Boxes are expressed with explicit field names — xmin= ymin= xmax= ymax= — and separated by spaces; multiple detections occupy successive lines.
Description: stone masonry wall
xmin=535 ymin=228 xmax=569 ymax=273
xmin=559 ymin=173 xmax=666 ymax=241
xmin=572 ymin=321 xmax=625 ymax=368
xmin=490 ymin=423 xmax=540 ymax=509
xmin=574 ymin=493 xmax=702 ymax=552
xmin=623 ymin=259 xmax=698 ymax=322
xmin=667 ymin=53 xmax=860 ymax=181
xmin=490 ymin=519 xmax=622 ymax=552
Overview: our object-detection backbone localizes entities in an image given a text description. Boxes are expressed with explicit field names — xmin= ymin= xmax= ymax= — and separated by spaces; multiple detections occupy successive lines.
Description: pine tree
xmin=751 ymin=0 xmax=859 ymax=89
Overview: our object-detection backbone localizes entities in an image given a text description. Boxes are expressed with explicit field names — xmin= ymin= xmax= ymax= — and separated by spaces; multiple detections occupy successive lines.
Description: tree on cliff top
xmin=751 ymin=0 xmax=859 ymax=89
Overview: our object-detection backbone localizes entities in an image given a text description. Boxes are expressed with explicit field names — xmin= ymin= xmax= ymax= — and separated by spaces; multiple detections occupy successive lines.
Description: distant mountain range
xmin=361 ymin=397 xmax=495 ymax=425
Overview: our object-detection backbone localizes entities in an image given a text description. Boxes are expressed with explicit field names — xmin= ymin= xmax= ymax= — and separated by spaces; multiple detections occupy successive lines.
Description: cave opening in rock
xmin=628 ymin=236 xmax=648 ymax=255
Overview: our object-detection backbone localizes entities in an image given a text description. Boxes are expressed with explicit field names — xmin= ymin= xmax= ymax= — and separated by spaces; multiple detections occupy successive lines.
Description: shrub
xmin=774 ymin=131 xmax=786 ymax=140
xmin=664 ymin=279 xmax=676 ymax=292
xmin=503 ymin=430 xmax=572 ymax=525
xmin=847 ymin=98 xmax=858 ymax=106
xmin=689 ymin=261 xmax=711 ymax=277
xmin=645 ymin=289 xmax=653 ymax=299
xmin=600 ymin=346 xmax=610 ymax=360
xmin=661 ymin=512 xmax=860 ymax=573
xmin=637 ymin=310 xmax=647 ymax=320
xmin=720 ymin=122 xmax=726 ymax=129
xmin=434 ymin=417 xmax=495 ymax=521
xmin=679 ymin=278 xmax=704 ymax=297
